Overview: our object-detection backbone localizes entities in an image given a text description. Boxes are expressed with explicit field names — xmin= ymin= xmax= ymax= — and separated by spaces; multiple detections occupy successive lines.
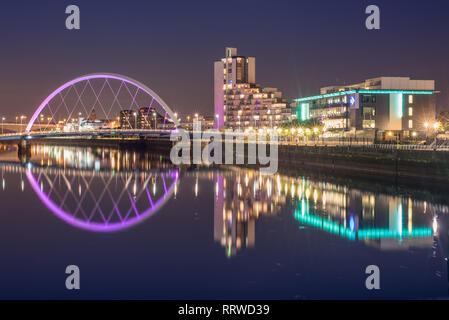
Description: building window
xmin=408 ymin=120 xmax=413 ymax=129
xmin=362 ymin=106 xmax=375 ymax=129
xmin=408 ymin=107 xmax=413 ymax=116
xmin=409 ymin=95 xmax=413 ymax=104
xmin=361 ymin=95 xmax=371 ymax=103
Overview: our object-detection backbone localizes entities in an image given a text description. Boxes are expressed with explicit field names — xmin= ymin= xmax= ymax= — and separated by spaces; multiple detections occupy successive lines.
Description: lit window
xmin=408 ymin=120 xmax=413 ymax=129
xmin=408 ymin=107 xmax=413 ymax=116
xmin=409 ymin=95 xmax=413 ymax=104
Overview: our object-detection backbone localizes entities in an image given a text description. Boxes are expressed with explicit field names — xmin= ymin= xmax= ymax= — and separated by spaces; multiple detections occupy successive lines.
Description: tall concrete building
xmin=214 ymin=47 xmax=290 ymax=131
xmin=214 ymin=47 xmax=255 ymax=129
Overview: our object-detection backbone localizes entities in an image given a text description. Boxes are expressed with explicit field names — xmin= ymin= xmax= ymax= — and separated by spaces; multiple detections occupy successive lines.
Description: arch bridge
xmin=0 ymin=73 xmax=179 ymax=143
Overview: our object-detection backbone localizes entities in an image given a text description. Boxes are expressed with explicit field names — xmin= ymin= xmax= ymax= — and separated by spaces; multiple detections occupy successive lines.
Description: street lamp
xmin=153 ymin=112 xmax=157 ymax=129
xmin=215 ymin=114 xmax=219 ymax=129
xmin=1 ymin=117 xmax=5 ymax=134
xmin=424 ymin=122 xmax=429 ymax=139
xmin=133 ymin=112 xmax=137 ymax=129
xmin=20 ymin=115 xmax=26 ymax=133
xmin=433 ymin=122 xmax=440 ymax=146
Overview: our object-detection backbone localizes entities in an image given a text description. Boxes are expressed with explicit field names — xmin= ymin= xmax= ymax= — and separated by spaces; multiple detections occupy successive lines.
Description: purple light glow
xmin=26 ymin=73 xmax=179 ymax=132
xmin=26 ymin=168 xmax=179 ymax=232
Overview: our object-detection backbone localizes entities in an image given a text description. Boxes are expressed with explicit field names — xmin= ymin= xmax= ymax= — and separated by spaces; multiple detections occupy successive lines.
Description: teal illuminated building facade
xmin=291 ymin=77 xmax=437 ymax=138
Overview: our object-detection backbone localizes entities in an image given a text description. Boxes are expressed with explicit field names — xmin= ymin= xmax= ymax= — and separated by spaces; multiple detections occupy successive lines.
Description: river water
xmin=0 ymin=144 xmax=447 ymax=299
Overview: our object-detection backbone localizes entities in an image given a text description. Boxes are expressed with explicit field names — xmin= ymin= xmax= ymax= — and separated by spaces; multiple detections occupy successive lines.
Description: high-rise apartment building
xmin=214 ymin=47 xmax=290 ymax=131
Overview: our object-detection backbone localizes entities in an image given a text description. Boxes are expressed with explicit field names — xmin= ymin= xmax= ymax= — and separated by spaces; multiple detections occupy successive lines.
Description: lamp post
xmin=424 ymin=122 xmax=429 ymax=140
xmin=153 ymin=112 xmax=157 ymax=129
xmin=433 ymin=122 xmax=439 ymax=147
xmin=133 ymin=112 xmax=137 ymax=129
xmin=20 ymin=116 xmax=26 ymax=133
xmin=1 ymin=117 xmax=5 ymax=134
xmin=215 ymin=114 xmax=219 ymax=130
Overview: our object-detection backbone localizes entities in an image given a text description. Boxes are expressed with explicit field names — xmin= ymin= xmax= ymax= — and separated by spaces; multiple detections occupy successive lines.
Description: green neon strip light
xmin=358 ymin=228 xmax=432 ymax=239
xmin=295 ymin=89 xmax=434 ymax=102
xmin=295 ymin=90 xmax=356 ymax=102
xmin=358 ymin=90 xmax=434 ymax=95
xmin=300 ymin=103 xmax=309 ymax=121
xmin=398 ymin=94 xmax=403 ymax=118
xmin=294 ymin=207 xmax=432 ymax=240
xmin=294 ymin=208 xmax=356 ymax=240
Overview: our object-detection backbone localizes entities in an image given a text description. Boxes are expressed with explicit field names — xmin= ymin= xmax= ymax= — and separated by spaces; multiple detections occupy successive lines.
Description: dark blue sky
xmin=0 ymin=0 xmax=448 ymax=118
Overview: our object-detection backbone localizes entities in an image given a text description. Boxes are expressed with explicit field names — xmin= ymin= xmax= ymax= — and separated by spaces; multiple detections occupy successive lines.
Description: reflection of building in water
xmin=293 ymin=179 xmax=439 ymax=250
xmin=212 ymin=168 xmax=447 ymax=257
xmin=214 ymin=170 xmax=287 ymax=258
xmin=29 ymin=145 xmax=174 ymax=172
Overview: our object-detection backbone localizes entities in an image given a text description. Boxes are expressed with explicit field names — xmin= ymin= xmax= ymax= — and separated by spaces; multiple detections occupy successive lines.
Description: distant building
xmin=138 ymin=107 xmax=160 ymax=129
xmin=291 ymin=77 xmax=437 ymax=138
xmin=178 ymin=114 xmax=215 ymax=131
xmin=214 ymin=47 xmax=290 ymax=131
xmin=119 ymin=108 xmax=174 ymax=130
xmin=119 ymin=110 xmax=136 ymax=129
xmin=89 ymin=109 xmax=96 ymax=121
xmin=79 ymin=119 xmax=109 ymax=132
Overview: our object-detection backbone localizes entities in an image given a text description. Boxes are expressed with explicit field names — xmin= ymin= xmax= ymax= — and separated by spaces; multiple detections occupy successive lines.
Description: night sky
xmin=0 ymin=0 xmax=448 ymax=119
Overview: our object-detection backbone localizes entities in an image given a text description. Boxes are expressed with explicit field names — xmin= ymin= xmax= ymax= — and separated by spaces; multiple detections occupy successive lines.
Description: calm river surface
xmin=0 ymin=144 xmax=448 ymax=299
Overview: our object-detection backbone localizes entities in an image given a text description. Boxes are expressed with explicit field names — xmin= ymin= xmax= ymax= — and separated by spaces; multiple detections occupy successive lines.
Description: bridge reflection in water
xmin=0 ymin=144 xmax=446 ymax=256
xmin=0 ymin=144 xmax=179 ymax=232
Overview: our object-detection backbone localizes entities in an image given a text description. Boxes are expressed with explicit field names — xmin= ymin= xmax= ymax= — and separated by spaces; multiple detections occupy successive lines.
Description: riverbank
xmin=277 ymin=144 xmax=449 ymax=183
xmin=4 ymin=137 xmax=449 ymax=183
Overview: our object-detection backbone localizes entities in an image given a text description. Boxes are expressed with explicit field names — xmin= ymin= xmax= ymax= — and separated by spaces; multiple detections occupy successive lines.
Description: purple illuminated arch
xmin=26 ymin=168 xmax=179 ymax=232
xmin=26 ymin=73 xmax=179 ymax=132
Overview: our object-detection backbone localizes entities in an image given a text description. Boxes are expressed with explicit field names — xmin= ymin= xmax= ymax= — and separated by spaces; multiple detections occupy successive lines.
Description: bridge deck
xmin=0 ymin=129 xmax=175 ymax=142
